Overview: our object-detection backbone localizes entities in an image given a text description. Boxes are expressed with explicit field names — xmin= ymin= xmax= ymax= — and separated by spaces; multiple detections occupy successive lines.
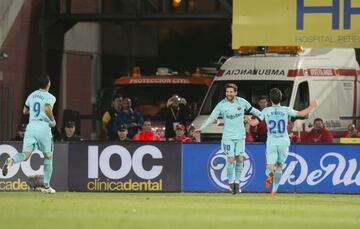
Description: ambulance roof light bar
xmin=238 ymin=46 xmax=304 ymax=55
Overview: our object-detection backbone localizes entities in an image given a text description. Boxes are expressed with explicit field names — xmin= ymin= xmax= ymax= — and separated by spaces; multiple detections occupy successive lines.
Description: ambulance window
xmin=294 ymin=82 xmax=309 ymax=111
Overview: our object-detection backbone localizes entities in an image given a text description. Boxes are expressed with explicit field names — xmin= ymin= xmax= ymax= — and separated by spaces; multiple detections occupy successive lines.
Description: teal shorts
xmin=266 ymin=144 xmax=289 ymax=165
xmin=22 ymin=122 xmax=54 ymax=156
xmin=221 ymin=139 xmax=245 ymax=158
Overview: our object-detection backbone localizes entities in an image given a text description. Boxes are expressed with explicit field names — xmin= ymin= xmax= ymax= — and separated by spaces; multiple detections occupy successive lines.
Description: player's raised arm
xmin=296 ymin=100 xmax=317 ymax=118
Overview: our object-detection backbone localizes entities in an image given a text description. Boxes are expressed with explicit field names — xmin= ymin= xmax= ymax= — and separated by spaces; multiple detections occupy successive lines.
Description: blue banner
xmin=182 ymin=144 xmax=360 ymax=193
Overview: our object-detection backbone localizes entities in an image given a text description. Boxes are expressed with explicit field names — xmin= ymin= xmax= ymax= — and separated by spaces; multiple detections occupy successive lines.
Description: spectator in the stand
xmin=187 ymin=124 xmax=197 ymax=142
xmin=133 ymin=118 xmax=160 ymax=142
xmin=102 ymin=94 xmax=122 ymax=141
xmin=344 ymin=124 xmax=360 ymax=138
xmin=165 ymin=94 xmax=190 ymax=140
xmin=60 ymin=121 xmax=83 ymax=142
xmin=114 ymin=97 xmax=143 ymax=139
xmin=250 ymin=95 xmax=268 ymax=142
xmin=170 ymin=124 xmax=192 ymax=142
xmin=10 ymin=123 xmax=27 ymax=141
xmin=288 ymin=120 xmax=301 ymax=143
xmin=302 ymin=118 xmax=333 ymax=143
xmin=117 ymin=124 xmax=131 ymax=141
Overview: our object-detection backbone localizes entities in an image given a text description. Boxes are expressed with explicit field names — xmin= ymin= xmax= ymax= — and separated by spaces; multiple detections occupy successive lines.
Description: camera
xmin=171 ymin=95 xmax=181 ymax=103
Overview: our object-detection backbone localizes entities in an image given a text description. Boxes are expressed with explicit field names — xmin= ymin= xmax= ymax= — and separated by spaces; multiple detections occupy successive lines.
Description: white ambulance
xmin=192 ymin=47 xmax=360 ymax=142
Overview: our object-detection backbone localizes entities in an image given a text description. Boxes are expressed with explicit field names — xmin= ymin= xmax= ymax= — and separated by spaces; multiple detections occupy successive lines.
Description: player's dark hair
xmin=38 ymin=75 xmax=50 ymax=89
xmin=224 ymin=83 xmax=237 ymax=92
xmin=269 ymin=88 xmax=282 ymax=104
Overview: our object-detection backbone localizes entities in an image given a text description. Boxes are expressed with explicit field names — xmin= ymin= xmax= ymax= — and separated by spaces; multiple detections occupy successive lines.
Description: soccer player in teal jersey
xmin=249 ymin=88 xmax=316 ymax=197
xmin=194 ymin=83 xmax=262 ymax=194
xmin=2 ymin=76 xmax=57 ymax=194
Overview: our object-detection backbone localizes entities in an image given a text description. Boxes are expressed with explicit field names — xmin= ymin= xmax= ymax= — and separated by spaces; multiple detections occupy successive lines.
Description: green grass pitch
xmin=0 ymin=192 xmax=359 ymax=229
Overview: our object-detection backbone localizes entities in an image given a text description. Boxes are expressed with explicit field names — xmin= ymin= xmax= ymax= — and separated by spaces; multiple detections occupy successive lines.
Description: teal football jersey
xmin=260 ymin=105 xmax=297 ymax=146
xmin=200 ymin=97 xmax=261 ymax=139
xmin=25 ymin=90 xmax=56 ymax=124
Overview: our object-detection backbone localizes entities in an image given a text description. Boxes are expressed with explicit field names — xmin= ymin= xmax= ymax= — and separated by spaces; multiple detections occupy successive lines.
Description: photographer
xmin=165 ymin=94 xmax=190 ymax=140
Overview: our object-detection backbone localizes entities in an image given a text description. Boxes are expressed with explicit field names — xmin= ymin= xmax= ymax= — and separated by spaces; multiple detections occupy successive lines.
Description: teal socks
xmin=272 ymin=169 xmax=282 ymax=192
xmin=226 ymin=162 xmax=235 ymax=184
xmin=12 ymin=153 xmax=26 ymax=164
xmin=234 ymin=161 xmax=243 ymax=183
xmin=43 ymin=159 xmax=53 ymax=188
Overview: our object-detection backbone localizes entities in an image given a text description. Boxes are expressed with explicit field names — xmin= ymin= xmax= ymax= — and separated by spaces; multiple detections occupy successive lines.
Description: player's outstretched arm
xmin=198 ymin=105 xmax=221 ymax=133
xmin=249 ymin=107 xmax=262 ymax=119
xmin=296 ymin=100 xmax=317 ymax=117
xmin=44 ymin=104 xmax=56 ymax=127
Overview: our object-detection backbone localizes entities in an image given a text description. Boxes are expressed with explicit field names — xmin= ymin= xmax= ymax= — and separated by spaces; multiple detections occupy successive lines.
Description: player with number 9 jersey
xmin=24 ymin=87 xmax=56 ymax=154
xmin=26 ymin=90 xmax=56 ymax=125
xmin=2 ymin=76 xmax=57 ymax=194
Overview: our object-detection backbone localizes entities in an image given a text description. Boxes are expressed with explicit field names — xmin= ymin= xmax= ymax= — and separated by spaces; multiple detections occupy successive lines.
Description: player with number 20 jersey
xmin=251 ymin=88 xmax=316 ymax=197
xmin=261 ymin=106 xmax=297 ymax=164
